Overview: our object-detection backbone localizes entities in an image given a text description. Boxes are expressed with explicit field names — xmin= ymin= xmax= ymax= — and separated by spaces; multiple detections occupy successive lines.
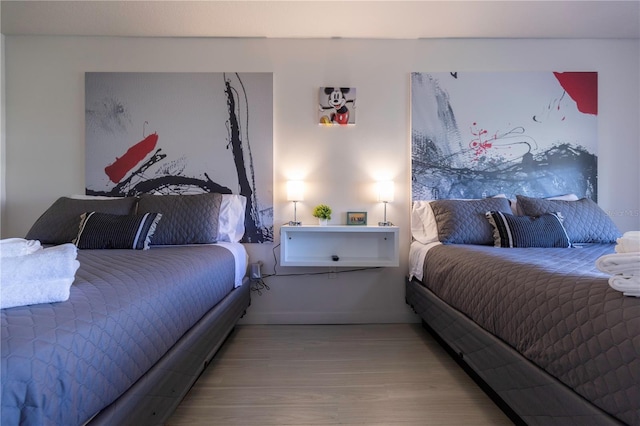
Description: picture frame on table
xmin=346 ymin=212 xmax=367 ymax=225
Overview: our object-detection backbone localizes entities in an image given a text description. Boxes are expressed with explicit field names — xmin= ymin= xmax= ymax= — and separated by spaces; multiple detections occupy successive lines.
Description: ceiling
xmin=1 ymin=0 xmax=639 ymax=40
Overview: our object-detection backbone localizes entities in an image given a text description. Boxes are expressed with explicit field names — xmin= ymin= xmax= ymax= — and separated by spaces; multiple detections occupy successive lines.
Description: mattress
xmin=416 ymin=243 xmax=639 ymax=425
xmin=1 ymin=244 xmax=240 ymax=426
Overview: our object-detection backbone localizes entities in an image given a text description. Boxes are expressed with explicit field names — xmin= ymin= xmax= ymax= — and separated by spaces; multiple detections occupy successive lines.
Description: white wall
xmin=1 ymin=33 xmax=5 ymax=236
xmin=4 ymin=36 xmax=639 ymax=324
xmin=1 ymin=0 xmax=5 ymax=233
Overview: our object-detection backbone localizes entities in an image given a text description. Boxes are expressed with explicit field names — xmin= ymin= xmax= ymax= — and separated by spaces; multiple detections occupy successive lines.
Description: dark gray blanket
xmin=421 ymin=243 xmax=639 ymax=425
xmin=1 ymin=245 xmax=236 ymax=426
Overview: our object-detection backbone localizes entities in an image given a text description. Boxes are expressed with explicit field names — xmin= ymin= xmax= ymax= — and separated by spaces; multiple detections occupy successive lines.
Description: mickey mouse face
xmin=325 ymin=87 xmax=350 ymax=108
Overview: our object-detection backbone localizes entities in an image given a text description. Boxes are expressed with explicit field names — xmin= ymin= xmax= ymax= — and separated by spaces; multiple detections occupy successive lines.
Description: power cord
xmin=250 ymin=278 xmax=270 ymax=295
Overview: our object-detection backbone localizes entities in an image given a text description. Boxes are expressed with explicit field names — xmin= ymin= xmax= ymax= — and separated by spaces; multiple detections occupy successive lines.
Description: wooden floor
xmin=167 ymin=323 xmax=513 ymax=425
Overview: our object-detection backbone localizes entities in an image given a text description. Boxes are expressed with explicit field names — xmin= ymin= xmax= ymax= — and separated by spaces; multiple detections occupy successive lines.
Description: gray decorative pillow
xmin=430 ymin=198 xmax=512 ymax=245
xmin=25 ymin=196 xmax=137 ymax=244
xmin=137 ymin=193 xmax=222 ymax=245
xmin=74 ymin=212 xmax=162 ymax=250
xmin=515 ymin=195 xmax=621 ymax=243
xmin=485 ymin=211 xmax=571 ymax=248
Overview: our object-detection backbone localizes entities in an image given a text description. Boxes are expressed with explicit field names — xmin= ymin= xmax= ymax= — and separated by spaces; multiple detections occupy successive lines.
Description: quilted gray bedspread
xmin=1 ymin=245 xmax=236 ymax=426
xmin=421 ymin=244 xmax=639 ymax=425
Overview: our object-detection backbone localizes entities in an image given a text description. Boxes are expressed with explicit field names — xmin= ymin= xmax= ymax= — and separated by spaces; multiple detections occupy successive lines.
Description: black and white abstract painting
xmin=411 ymin=72 xmax=598 ymax=201
xmin=85 ymin=72 xmax=273 ymax=242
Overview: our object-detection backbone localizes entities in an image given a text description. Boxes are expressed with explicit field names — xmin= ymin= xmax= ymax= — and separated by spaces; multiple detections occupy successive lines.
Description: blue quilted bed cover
xmin=1 ymin=245 xmax=236 ymax=425
xmin=421 ymin=243 xmax=639 ymax=425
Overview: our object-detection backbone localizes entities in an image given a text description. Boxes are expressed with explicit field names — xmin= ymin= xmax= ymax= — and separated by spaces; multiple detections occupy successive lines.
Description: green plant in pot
xmin=312 ymin=204 xmax=332 ymax=225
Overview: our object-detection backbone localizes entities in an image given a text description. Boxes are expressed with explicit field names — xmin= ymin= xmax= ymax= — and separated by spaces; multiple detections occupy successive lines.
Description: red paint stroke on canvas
xmin=553 ymin=72 xmax=597 ymax=115
xmin=105 ymin=133 xmax=158 ymax=183
xmin=469 ymin=122 xmax=494 ymax=158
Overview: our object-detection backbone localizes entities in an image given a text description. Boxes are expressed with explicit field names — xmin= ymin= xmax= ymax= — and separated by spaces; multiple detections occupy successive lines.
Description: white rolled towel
xmin=0 ymin=238 xmax=42 ymax=258
xmin=595 ymin=252 xmax=640 ymax=276
xmin=1 ymin=243 xmax=80 ymax=309
xmin=615 ymin=231 xmax=640 ymax=253
xmin=608 ymin=275 xmax=640 ymax=297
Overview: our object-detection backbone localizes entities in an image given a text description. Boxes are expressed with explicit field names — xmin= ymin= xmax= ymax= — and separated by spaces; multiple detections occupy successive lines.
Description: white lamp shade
xmin=377 ymin=181 xmax=394 ymax=202
xmin=287 ymin=180 xmax=304 ymax=201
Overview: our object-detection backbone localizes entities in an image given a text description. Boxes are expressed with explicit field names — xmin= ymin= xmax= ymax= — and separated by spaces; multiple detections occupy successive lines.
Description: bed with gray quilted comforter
xmin=407 ymin=243 xmax=639 ymax=425
xmin=1 ymin=245 xmax=240 ymax=425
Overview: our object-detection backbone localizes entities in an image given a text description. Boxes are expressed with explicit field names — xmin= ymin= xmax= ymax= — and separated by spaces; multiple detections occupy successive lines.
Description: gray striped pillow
xmin=485 ymin=211 xmax=570 ymax=248
xmin=74 ymin=212 xmax=162 ymax=250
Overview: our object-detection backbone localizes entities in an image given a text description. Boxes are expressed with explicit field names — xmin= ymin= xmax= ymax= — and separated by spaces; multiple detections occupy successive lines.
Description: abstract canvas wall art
xmin=85 ymin=72 xmax=273 ymax=242
xmin=411 ymin=72 xmax=598 ymax=201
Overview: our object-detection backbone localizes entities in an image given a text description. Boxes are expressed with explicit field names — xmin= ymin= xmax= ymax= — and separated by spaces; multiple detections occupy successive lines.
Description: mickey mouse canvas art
xmin=318 ymin=87 xmax=356 ymax=126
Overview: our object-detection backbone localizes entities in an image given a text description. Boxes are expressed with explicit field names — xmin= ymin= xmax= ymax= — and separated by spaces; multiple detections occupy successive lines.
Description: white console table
xmin=280 ymin=225 xmax=399 ymax=267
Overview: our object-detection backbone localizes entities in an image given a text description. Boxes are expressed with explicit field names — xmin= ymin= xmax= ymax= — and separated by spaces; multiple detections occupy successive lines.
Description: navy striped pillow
xmin=74 ymin=212 xmax=162 ymax=250
xmin=485 ymin=211 xmax=571 ymax=248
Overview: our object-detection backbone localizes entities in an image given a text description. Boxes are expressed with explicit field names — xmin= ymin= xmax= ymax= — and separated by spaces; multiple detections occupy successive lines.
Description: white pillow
xmin=549 ymin=193 xmax=579 ymax=201
xmin=218 ymin=194 xmax=247 ymax=243
xmin=411 ymin=201 xmax=439 ymax=244
xmin=70 ymin=194 xmax=125 ymax=200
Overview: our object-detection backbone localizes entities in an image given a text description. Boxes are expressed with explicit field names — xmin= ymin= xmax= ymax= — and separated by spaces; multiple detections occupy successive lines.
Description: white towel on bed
xmin=595 ymin=251 xmax=640 ymax=297
xmin=595 ymin=252 xmax=640 ymax=276
xmin=0 ymin=277 xmax=77 ymax=309
xmin=1 ymin=243 xmax=80 ymax=309
xmin=615 ymin=231 xmax=640 ymax=254
xmin=608 ymin=275 xmax=640 ymax=297
xmin=0 ymin=238 xmax=42 ymax=258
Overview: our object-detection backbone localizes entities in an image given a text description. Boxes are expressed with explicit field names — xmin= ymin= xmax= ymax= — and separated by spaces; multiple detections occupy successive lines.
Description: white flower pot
xmin=318 ymin=218 xmax=328 ymax=226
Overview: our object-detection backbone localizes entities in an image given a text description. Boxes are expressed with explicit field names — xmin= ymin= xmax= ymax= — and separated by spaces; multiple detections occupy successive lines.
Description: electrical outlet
xmin=250 ymin=262 xmax=262 ymax=280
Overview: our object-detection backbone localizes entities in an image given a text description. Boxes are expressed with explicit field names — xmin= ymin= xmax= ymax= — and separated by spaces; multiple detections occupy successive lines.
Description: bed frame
xmin=405 ymin=277 xmax=624 ymax=426
xmin=88 ymin=277 xmax=251 ymax=425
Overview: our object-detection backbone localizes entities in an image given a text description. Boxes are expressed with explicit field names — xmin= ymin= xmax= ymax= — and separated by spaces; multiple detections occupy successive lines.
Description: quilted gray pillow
xmin=430 ymin=198 xmax=512 ymax=245
xmin=25 ymin=196 xmax=137 ymax=244
xmin=137 ymin=193 xmax=222 ymax=245
xmin=516 ymin=195 xmax=621 ymax=243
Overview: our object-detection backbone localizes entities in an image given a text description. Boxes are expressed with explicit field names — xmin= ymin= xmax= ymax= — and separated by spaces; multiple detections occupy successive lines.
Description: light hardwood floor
xmin=166 ymin=323 xmax=513 ymax=425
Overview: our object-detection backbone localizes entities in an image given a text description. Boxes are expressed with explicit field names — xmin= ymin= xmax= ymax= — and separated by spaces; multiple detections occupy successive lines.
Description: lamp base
xmin=288 ymin=221 xmax=302 ymax=226
xmin=378 ymin=221 xmax=393 ymax=226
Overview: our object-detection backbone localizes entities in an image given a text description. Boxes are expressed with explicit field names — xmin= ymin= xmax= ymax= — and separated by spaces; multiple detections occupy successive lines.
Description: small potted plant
xmin=312 ymin=204 xmax=332 ymax=226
